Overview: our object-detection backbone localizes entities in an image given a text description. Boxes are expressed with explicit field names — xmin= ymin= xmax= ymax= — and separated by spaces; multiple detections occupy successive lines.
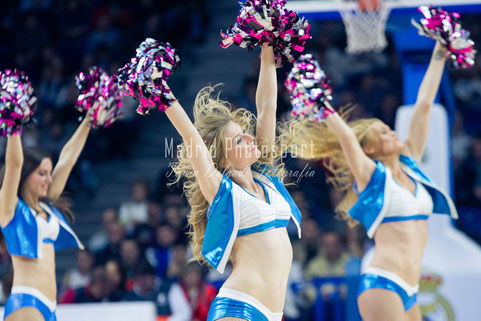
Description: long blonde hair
xmin=170 ymin=85 xmax=304 ymax=264
xmin=292 ymin=112 xmax=379 ymax=226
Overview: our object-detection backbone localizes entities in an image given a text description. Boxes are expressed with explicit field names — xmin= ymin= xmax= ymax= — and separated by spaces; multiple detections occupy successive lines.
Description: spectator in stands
xmin=133 ymin=199 xmax=163 ymax=249
xmin=123 ymin=262 xmax=192 ymax=321
xmin=164 ymin=205 xmax=188 ymax=244
xmin=88 ymin=208 xmax=118 ymax=252
xmin=119 ymin=179 xmax=149 ymax=233
xmin=119 ymin=238 xmax=147 ymax=286
xmin=105 ymin=259 xmax=127 ymax=301
xmin=304 ymin=231 xmax=350 ymax=320
xmin=164 ymin=205 xmax=184 ymax=230
xmin=61 ymin=266 xmax=110 ymax=303
xmin=94 ymin=221 xmax=125 ymax=265
xmin=179 ymin=262 xmax=217 ymax=321
xmin=166 ymin=244 xmax=188 ymax=279
xmin=62 ymin=250 xmax=94 ymax=291
xmin=317 ymin=186 xmax=345 ymax=228
xmin=305 ymin=231 xmax=349 ymax=280
xmin=346 ymin=225 xmax=366 ymax=259
xmin=145 ymin=223 xmax=178 ymax=278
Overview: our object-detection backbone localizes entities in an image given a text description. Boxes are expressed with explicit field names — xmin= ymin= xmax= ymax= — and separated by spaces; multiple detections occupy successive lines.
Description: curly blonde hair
xmin=292 ymin=111 xmax=380 ymax=226
xmin=170 ymin=85 xmax=305 ymax=264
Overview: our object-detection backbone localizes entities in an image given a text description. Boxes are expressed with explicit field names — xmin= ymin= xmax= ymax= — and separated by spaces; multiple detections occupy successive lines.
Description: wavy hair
xmin=292 ymin=110 xmax=380 ymax=226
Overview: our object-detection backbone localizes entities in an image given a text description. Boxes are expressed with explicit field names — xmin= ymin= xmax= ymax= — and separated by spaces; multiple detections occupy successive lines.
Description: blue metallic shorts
xmin=4 ymin=286 xmax=57 ymax=321
xmin=207 ymin=288 xmax=283 ymax=321
xmin=358 ymin=267 xmax=419 ymax=311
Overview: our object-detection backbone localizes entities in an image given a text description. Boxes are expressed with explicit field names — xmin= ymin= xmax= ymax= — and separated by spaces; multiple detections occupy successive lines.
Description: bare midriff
xmin=222 ymin=227 xmax=293 ymax=313
xmin=370 ymin=219 xmax=428 ymax=286
xmin=11 ymin=243 xmax=57 ymax=302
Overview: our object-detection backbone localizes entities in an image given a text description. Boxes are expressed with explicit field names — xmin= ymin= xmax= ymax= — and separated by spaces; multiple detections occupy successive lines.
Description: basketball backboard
xmin=287 ymin=0 xmax=481 ymax=20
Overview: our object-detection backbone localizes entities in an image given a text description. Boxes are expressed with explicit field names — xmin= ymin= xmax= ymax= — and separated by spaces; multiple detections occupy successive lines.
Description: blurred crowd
xmin=0 ymin=1 xmax=481 ymax=321
xmin=0 ymin=0 xmax=209 ymax=196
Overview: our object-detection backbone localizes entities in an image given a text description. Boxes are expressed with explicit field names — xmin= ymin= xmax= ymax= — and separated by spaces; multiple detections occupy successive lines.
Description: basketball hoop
xmin=338 ymin=0 xmax=391 ymax=54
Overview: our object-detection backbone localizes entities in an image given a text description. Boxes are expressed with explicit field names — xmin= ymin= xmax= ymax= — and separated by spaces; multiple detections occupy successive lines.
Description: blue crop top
xmin=201 ymin=165 xmax=302 ymax=273
xmin=1 ymin=198 xmax=84 ymax=259
xmin=349 ymin=155 xmax=458 ymax=238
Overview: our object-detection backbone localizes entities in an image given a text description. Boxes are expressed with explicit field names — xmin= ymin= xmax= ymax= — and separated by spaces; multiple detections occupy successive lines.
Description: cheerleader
xmin=1 ymin=70 xmax=119 ymax=320
xmin=293 ymin=41 xmax=457 ymax=321
xmin=164 ymin=44 xmax=303 ymax=321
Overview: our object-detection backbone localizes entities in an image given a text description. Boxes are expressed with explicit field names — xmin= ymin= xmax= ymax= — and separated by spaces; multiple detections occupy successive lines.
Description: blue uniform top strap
xmin=398 ymin=155 xmax=458 ymax=219
xmin=201 ymin=175 xmax=240 ymax=273
xmin=349 ymin=161 xmax=389 ymax=238
xmin=1 ymin=198 xmax=41 ymax=258
xmin=399 ymin=155 xmax=433 ymax=183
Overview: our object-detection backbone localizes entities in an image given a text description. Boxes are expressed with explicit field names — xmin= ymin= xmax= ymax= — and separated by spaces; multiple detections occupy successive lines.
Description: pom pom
xmin=114 ymin=38 xmax=181 ymax=115
xmin=75 ymin=66 xmax=123 ymax=128
xmin=220 ymin=0 xmax=311 ymax=67
xmin=0 ymin=69 xmax=36 ymax=136
xmin=412 ymin=6 xmax=476 ymax=69
xmin=285 ymin=54 xmax=334 ymax=122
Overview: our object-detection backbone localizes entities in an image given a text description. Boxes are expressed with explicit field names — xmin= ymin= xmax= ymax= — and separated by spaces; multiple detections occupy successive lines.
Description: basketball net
xmin=338 ymin=0 xmax=392 ymax=54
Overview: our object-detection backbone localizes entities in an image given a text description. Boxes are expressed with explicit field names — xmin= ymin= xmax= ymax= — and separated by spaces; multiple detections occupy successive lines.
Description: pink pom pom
xmin=0 ymin=69 xmax=36 ymax=136
xmin=220 ymin=0 xmax=311 ymax=67
xmin=75 ymin=66 xmax=123 ymax=128
xmin=114 ymin=38 xmax=181 ymax=115
xmin=285 ymin=54 xmax=334 ymax=122
xmin=412 ymin=6 xmax=476 ymax=69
